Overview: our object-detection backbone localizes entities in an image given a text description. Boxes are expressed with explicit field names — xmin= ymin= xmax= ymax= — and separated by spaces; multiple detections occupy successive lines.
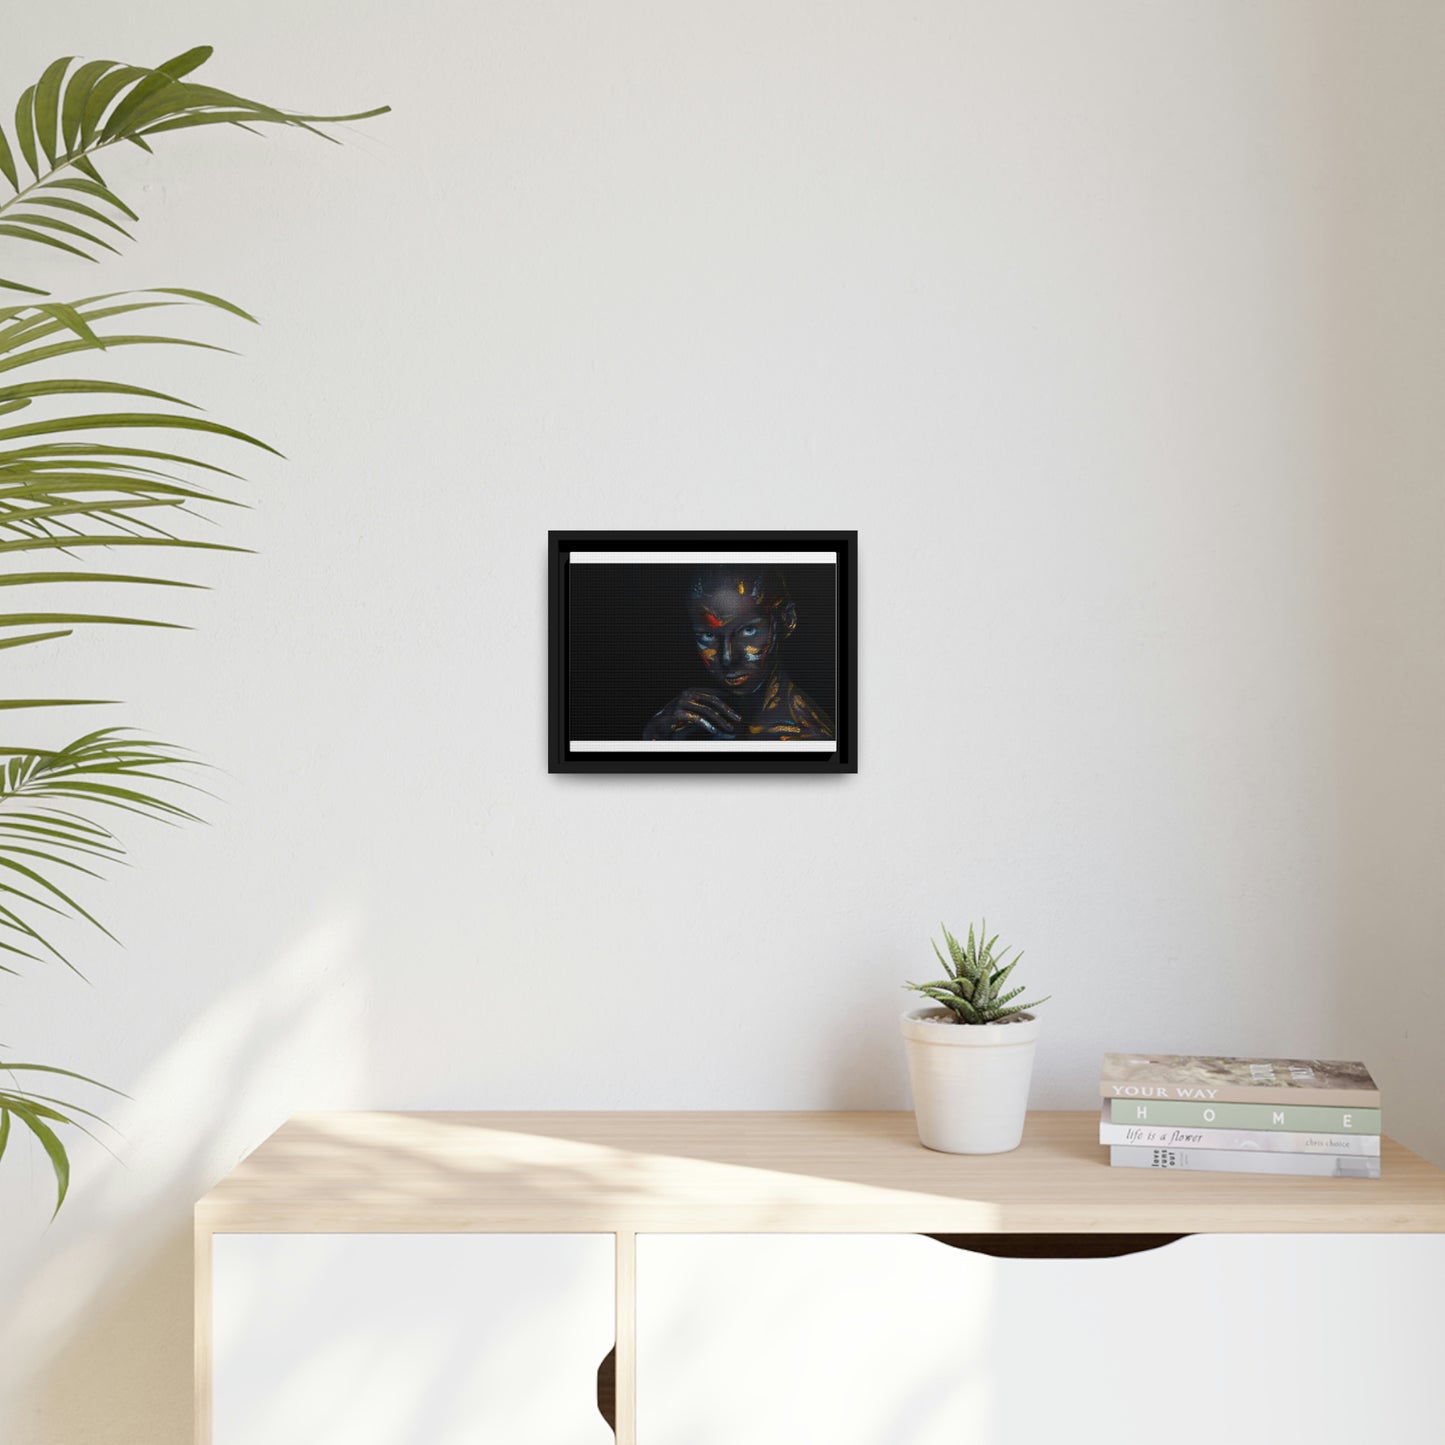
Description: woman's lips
xmin=723 ymin=673 xmax=750 ymax=686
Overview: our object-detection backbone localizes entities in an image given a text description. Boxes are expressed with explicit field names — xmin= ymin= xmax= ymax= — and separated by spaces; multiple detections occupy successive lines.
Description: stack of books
xmin=1100 ymin=1053 xmax=1381 ymax=1179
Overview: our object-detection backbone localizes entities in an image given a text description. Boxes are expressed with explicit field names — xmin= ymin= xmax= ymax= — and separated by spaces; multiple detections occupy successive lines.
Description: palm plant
xmin=0 ymin=46 xmax=385 ymax=1211
xmin=906 ymin=922 xmax=1050 ymax=1025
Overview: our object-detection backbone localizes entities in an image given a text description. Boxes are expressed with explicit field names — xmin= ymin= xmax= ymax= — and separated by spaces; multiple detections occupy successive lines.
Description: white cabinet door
xmin=213 ymin=1233 xmax=614 ymax=1445
xmin=637 ymin=1232 xmax=1445 ymax=1445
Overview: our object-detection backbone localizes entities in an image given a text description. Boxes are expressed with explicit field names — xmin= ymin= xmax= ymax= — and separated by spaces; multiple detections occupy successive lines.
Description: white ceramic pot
xmin=900 ymin=1007 xmax=1040 ymax=1154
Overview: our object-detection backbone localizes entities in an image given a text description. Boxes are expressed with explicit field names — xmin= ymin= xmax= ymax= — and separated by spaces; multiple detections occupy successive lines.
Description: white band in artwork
xmin=569 ymin=551 xmax=836 ymax=565
xmin=570 ymin=740 xmax=837 ymax=753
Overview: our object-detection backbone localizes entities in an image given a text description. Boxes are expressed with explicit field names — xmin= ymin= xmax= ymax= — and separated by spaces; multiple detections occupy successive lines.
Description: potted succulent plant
xmin=901 ymin=922 xmax=1050 ymax=1155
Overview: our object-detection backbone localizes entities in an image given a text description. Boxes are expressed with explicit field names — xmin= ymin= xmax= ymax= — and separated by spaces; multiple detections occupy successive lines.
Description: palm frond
xmin=0 ymin=47 xmax=388 ymax=294
xmin=0 ymin=46 xmax=386 ymax=1213
xmin=0 ymin=1058 xmax=126 ymax=1214
xmin=0 ymin=288 xmax=258 ymax=662
xmin=0 ymin=729 xmax=201 ymax=974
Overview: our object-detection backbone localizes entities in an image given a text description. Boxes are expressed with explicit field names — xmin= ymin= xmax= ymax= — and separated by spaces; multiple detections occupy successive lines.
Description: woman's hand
xmin=643 ymin=688 xmax=743 ymax=740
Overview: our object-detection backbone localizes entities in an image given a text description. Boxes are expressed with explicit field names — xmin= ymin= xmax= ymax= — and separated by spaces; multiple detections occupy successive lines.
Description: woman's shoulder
xmin=785 ymin=684 xmax=835 ymax=740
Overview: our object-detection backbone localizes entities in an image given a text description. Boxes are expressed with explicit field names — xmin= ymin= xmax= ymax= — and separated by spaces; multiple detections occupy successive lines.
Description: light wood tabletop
xmin=194 ymin=1109 xmax=1445 ymax=1235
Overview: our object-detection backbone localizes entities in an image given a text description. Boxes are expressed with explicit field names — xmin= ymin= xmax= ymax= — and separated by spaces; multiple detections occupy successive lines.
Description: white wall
xmin=1 ymin=3 xmax=1442 ymax=1441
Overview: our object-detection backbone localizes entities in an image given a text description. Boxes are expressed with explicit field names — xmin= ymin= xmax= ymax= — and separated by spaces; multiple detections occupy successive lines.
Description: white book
xmin=1110 ymin=1145 xmax=1380 ymax=1179
xmin=1097 ymin=1104 xmax=1379 ymax=1156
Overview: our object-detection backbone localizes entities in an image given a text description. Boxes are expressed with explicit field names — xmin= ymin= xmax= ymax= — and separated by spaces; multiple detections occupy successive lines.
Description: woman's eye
xmin=740 ymin=625 xmax=762 ymax=638
xmin=696 ymin=633 xmax=715 ymax=645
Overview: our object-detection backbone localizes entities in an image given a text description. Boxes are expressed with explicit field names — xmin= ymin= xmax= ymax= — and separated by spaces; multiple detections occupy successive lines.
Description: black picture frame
xmin=549 ymin=530 xmax=858 ymax=774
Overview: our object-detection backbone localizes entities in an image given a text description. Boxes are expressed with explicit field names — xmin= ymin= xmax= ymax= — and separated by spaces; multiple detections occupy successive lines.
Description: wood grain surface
xmin=195 ymin=1110 xmax=1445 ymax=1234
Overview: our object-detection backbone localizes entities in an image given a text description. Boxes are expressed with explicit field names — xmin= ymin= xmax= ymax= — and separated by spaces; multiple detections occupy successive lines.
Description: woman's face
xmin=687 ymin=578 xmax=779 ymax=697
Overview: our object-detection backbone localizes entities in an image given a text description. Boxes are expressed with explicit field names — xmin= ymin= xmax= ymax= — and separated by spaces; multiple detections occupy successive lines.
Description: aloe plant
xmin=0 ymin=46 xmax=386 ymax=1211
xmin=906 ymin=922 xmax=1050 ymax=1025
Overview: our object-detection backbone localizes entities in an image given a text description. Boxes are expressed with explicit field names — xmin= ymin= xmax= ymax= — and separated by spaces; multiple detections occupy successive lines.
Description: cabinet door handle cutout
xmin=597 ymin=1344 xmax=616 ymax=1434
xmin=925 ymin=1233 xmax=1188 ymax=1260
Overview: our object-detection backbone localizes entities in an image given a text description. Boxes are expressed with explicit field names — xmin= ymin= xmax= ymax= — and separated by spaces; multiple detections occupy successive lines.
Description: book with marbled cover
xmin=1100 ymin=1054 xmax=1379 ymax=1107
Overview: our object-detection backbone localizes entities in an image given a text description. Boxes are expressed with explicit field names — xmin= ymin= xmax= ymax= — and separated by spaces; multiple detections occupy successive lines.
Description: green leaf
xmin=9 ymin=285 xmax=249 ymax=328
xmin=0 ymin=377 xmax=194 ymax=408
xmin=0 ymin=820 xmax=122 ymax=855
xmin=0 ymin=1108 xmax=9 ymax=1161
xmin=0 ymin=813 xmax=114 ymax=840
xmin=0 ymin=442 xmax=240 ymax=479
xmin=0 ymin=611 xmax=185 ymax=631
xmin=0 ymin=123 xmax=18 ymax=191
xmin=0 ymin=412 xmax=282 ymax=456
xmin=0 ymin=571 xmax=205 ymax=589
xmin=0 ymin=1095 xmax=110 ymax=1162
xmin=0 ymin=1088 xmax=113 ymax=1129
xmin=0 ymin=913 xmax=66 ymax=955
xmin=139 ymin=111 xmax=284 ymax=137
xmin=0 ymin=806 xmax=120 ymax=832
xmin=32 ymin=57 xmax=74 ymax=169
xmin=147 ymin=287 xmax=257 ymax=323
xmin=45 ymin=178 xmax=138 ymax=222
xmin=120 ymin=81 xmax=320 ymax=137
xmin=995 ymin=997 xmax=1049 ymax=1020
xmin=0 ymin=301 xmax=181 ymax=358
xmin=157 ymin=46 xmax=215 ymax=81
xmin=27 ymin=779 xmax=198 ymax=823
xmin=29 ymin=195 xmax=135 ymax=239
xmin=0 ymin=842 xmax=104 ymax=879
xmin=78 ymin=66 xmax=150 ymax=148
xmin=102 ymin=72 xmax=188 ymax=142
xmin=13 ymin=86 xmax=39 ymax=179
xmin=0 ymin=698 xmax=114 ymax=709
xmin=0 ymin=334 xmax=235 ymax=379
xmin=941 ymin=924 xmax=965 ymax=972
xmin=0 ymin=278 xmax=47 ymax=297
xmin=9 ymin=1102 xmax=70 ymax=1214
xmin=60 ymin=60 xmax=118 ymax=154
xmin=0 ymin=501 xmax=190 ymax=537
xmin=0 ymin=895 xmax=66 ymax=942
xmin=0 ymin=1062 xmax=124 ymax=1093
xmin=4 ymin=211 xmax=119 ymax=255
xmin=0 ymin=483 xmax=224 ymax=512
xmin=0 ymin=224 xmax=94 ymax=262
xmin=930 ymin=937 xmax=954 ymax=980
xmin=0 ymin=629 xmax=72 ymax=652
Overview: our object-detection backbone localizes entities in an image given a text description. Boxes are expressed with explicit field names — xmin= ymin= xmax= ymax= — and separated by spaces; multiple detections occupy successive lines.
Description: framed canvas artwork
xmin=549 ymin=531 xmax=857 ymax=774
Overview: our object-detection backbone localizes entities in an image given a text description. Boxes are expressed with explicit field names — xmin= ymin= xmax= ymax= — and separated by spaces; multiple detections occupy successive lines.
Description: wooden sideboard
xmin=196 ymin=1110 xmax=1445 ymax=1445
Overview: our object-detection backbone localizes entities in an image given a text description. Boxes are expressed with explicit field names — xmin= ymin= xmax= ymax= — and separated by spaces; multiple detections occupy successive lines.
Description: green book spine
xmin=1108 ymin=1098 xmax=1381 ymax=1134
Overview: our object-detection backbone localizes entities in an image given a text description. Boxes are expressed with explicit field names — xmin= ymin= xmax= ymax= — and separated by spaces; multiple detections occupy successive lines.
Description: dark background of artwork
xmin=566 ymin=561 xmax=838 ymax=741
